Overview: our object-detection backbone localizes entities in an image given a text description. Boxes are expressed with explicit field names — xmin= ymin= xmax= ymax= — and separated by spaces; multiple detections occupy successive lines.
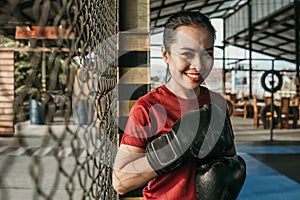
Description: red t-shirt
xmin=121 ymin=85 xmax=228 ymax=200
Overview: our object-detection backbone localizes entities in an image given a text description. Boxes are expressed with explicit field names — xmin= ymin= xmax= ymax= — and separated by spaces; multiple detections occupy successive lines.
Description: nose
xmin=190 ymin=56 xmax=202 ymax=71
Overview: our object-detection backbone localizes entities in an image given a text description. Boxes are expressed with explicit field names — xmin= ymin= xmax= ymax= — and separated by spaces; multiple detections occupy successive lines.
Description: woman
xmin=113 ymin=11 xmax=245 ymax=200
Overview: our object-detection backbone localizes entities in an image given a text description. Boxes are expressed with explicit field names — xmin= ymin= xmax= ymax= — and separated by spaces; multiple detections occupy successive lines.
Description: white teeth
xmin=186 ymin=74 xmax=200 ymax=78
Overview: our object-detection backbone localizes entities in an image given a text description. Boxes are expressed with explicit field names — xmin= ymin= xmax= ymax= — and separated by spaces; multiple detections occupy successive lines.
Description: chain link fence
xmin=0 ymin=0 xmax=119 ymax=199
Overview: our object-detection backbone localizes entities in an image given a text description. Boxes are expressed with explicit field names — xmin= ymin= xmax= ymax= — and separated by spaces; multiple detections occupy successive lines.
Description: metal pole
xmin=248 ymin=0 xmax=253 ymax=98
xmin=270 ymin=60 xmax=275 ymax=141
xmin=223 ymin=18 xmax=226 ymax=95
xmin=295 ymin=0 xmax=300 ymax=96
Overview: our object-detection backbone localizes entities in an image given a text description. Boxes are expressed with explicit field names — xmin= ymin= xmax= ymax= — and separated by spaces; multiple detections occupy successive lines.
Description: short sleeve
xmin=120 ymin=103 xmax=155 ymax=149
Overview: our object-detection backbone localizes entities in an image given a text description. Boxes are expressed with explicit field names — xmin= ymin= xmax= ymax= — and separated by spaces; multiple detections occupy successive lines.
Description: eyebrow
xmin=180 ymin=47 xmax=214 ymax=52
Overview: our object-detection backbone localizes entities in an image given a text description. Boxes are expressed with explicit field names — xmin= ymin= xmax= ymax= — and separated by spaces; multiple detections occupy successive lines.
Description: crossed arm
xmin=112 ymin=104 xmax=237 ymax=195
xmin=112 ymin=144 xmax=157 ymax=195
xmin=112 ymin=143 xmax=236 ymax=195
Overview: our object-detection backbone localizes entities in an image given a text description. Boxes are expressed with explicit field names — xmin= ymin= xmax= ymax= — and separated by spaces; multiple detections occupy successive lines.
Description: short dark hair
xmin=163 ymin=10 xmax=216 ymax=51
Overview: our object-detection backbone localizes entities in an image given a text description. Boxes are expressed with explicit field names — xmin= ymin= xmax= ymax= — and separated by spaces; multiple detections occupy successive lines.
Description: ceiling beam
xmin=232 ymin=43 xmax=294 ymax=63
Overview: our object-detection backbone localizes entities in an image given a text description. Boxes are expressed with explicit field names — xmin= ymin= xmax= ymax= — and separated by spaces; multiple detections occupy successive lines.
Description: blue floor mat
xmin=237 ymin=149 xmax=300 ymax=200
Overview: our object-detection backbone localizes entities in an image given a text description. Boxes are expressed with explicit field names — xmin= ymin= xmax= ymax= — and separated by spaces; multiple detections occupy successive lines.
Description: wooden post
xmin=118 ymin=0 xmax=150 ymax=132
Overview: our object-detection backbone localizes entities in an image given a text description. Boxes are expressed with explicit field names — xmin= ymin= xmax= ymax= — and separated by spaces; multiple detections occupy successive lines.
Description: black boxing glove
xmin=195 ymin=155 xmax=247 ymax=200
xmin=145 ymin=103 xmax=234 ymax=176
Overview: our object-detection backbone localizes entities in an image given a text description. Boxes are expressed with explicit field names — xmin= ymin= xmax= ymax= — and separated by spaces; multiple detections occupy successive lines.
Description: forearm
xmin=112 ymin=145 xmax=157 ymax=195
xmin=113 ymin=156 xmax=156 ymax=195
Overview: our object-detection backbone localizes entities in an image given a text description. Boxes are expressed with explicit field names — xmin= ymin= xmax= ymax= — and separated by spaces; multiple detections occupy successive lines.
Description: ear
xmin=161 ymin=46 xmax=169 ymax=63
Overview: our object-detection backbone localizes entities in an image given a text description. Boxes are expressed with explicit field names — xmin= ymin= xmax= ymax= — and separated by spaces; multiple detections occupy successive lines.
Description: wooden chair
xmin=229 ymin=100 xmax=247 ymax=118
xmin=226 ymin=94 xmax=247 ymax=118
xmin=253 ymin=96 xmax=260 ymax=127
xmin=293 ymin=96 xmax=300 ymax=120
xmin=264 ymin=96 xmax=272 ymax=105
xmin=253 ymin=96 xmax=266 ymax=128
xmin=279 ymin=97 xmax=298 ymax=129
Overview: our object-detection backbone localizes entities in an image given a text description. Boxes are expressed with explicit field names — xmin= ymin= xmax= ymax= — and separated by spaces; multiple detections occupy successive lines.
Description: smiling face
xmin=162 ymin=25 xmax=214 ymax=98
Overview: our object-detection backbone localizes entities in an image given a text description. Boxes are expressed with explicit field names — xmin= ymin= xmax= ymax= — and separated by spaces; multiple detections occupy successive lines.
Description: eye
xmin=201 ymin=51 xmax=214 ymax=58
xmin=181 ymin=52 xmax=194 ymax=60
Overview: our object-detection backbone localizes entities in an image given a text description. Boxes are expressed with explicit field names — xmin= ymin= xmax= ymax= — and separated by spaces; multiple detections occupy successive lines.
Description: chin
xmin=188 ymin=83 xmax=201 ymax=90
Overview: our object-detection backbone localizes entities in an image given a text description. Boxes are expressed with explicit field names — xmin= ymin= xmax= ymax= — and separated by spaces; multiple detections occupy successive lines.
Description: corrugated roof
xmin=151 ymin=0 xmax=248 ymax=33
xmin=151 ymin=0 xmax=299 ymax=64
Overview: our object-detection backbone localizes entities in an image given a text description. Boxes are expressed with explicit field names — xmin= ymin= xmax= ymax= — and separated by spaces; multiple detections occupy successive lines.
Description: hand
xmin=145 ymin=103 xmax=234 ymax=176
xmin=195 ymin=155 xmax=246 ymax=200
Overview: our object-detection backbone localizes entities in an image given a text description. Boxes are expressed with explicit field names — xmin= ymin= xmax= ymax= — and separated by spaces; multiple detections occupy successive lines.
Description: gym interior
xmin=0 ymin=0 xmax=299 ymax=199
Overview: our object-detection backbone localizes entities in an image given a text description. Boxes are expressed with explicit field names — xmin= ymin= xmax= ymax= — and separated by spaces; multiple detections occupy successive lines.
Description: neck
xmin=165 ymin=81 xmax=200 ymax=99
